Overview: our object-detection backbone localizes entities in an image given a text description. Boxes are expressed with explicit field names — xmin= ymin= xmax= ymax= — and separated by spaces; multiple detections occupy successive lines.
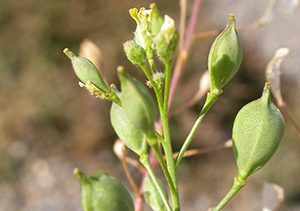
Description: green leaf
xmin=110 ymin=103 xmax=147 ymax=156
xmin=143 ymin=175 xmax=167 ymax=211
xmin=232 ymin=83 xmax=285 ymax=179
xmin=74 ymin=169 xmax=134 ymax=211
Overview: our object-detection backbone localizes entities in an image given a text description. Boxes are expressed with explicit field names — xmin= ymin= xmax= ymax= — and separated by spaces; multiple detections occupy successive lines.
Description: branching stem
xmin=175 ymin=91 xmax=220 ymax=167
xmin=140 ymin=155 xmax=172 ymax=211
xmin=213 ymin=176 xmax=246 ymax=211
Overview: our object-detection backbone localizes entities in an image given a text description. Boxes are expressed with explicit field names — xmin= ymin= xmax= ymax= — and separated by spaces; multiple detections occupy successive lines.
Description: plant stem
xmin=150 ymin=141 xmax=177 ymax=199
xmin=278 ymin=102 xmax=300 ymax=139
xmin=193 ymin=20 xmax=266 ymax=41
xmin=120 ymin=146 xmax=141 ymax=198
xmin=213 ymin=176 xmax=246 ymax=211
xmin=179 ymin=0 xmax=187 ymax=50
xmin=141 ymin=64 xmax=179 ymax=210
xmin=161 ymin=62 xmax=180 ymax=211
xmin=139 ymin=155 xmax=172 ymax=211
xmin=173 ymin=139 xmax=232 ymax=159
xmin=148 ymin=57 xmax=157 ymax=73
xmin=169 ymin=0 xmax=203 ymax=108
xmin=175 ymin=91 xmax=220 ymax=167
xmin=162 ymin=63 xmax=174 ymax=180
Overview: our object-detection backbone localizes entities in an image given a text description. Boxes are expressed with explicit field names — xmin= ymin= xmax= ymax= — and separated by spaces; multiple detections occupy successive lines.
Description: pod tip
xmin=262 ymin=82 xmax=271 ymax=100
xmin=150 ymin=3 xmax=156 ymax=9
xmin=63 ymin=48 xmax=76 ymax=59
xmin=264 ymin=82 xmax=271 ymax=91
xmin=73 ymin=167 xmax=80 ymax=176
xmin=117 ymin=65 xmax=125 ymax=74
xmin=227 ymin=13 xmax=236 ymax=25
xmin=73 ymin=168 xmax=88 ymax=183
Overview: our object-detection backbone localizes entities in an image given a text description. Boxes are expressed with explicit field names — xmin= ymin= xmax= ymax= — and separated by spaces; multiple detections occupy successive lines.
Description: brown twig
xmin=172 ymin=139 xmax=232 ymax=159
xmin=169 ymin=0 xmax=203 ymax=110
xmin=120 ymin=145 xmax=141 ymax=198
xmin=172 ymin=70 xmax=210 ymax=116
xmin=278 ymin=102 xmax=300 ymax=139
xmin=193 ymin=20 xmax=266 ymax=41
xmin=125 ymin=157 xmax=146 ymax=174
xmin=179 ymin=0 xmax=187 ymax=50
xmin=193 ymin=0 xmax=278 ymax=42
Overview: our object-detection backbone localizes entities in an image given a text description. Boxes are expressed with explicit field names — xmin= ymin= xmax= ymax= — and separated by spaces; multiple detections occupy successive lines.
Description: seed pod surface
xmin=232 ymin=84 xmax=285 ymax=178
xmin=110 ymin=103 xmax=147 ymax=156
xmin=74 ymin=169 xmax=134 ymax=211
xmin=63 ymin=48 xmax=109 ymax=92
xmin=123 ymin=40 xmax=147 ymax=66
xmin=208 ymin=14 xmax=242 ymax=92
xmin=118 ymin=68 xmax=157 ymax=135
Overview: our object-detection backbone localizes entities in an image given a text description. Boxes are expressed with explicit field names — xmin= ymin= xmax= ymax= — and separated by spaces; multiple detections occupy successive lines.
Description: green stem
xmin=213 ymin=176 xmax=246 ymax=211
xmin=146 ymin=50 xmax=156 ymax=73
xmin=140 ymin=65 xmax=163 ymax=112
xmin=140 ymin=65 xmax=157 ymax=89
xmin=175 ymin=91 xmax=220 ymax=167
xmin=163 ymin=63 xmax=171 ymax=116
xmin=141 ymin=63 xmax=180 ymax=210
xmin=139 ymin=155 xmax=172 ymax=211
xmin=161 ymin=62 xmax=180 ymax=211
xmin=148 ymin=57 xmax=157 ymax=73
xmin=149 ymin=141 xmax=177 ymax=200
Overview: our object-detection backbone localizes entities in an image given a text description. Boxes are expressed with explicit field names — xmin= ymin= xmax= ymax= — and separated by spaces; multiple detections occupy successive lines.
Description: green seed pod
xmin=208 ymin=14 xmax=242 ymax=92
xmin=118 ymin=67 xmax=157 ymax=136
xmin=123 ymin=40 xmax=147 ymax=66
xmin=110 ymin=103 xmax=147 ymax=156
xmin=232 ymin=83 xmax=285 ymax=179
xmin=63 ymin=48 xmax=109 ymax=92
xmin=74 ymin=169 xmax=134 ymax=211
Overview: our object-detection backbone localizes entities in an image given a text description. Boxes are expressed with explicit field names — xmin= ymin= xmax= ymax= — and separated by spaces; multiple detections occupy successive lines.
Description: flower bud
xmin=208 ymin=14 xmax=242 ymax=92
xmin=118 ymin=67 xmax=157 ymax=136
xmin=129 ymin=8 xmax=152 ymax=52
xmin=74 ymin=168 xmax=134 ymax=211
xmin=63 ymin=48 xmax=109 ymax=92
xmin=110 ymin=103 xmax=147 ymax=156
xmin=154 ymin=15 xmax=178 ymax=63
xmin=150 ymin=3 xmax=163 ymax=36
xmin=123 ymin=40 xmax=147 ymax=66
xmin=232 ymin=83 xmax=285 ymax=179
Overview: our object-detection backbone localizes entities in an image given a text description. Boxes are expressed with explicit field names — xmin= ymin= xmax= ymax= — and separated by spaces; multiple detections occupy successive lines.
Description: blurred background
xmin=0 ymin=0 xmax=299 ymax=210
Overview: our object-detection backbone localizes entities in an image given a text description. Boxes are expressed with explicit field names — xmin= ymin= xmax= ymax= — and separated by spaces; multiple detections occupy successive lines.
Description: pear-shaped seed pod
xmin=232 ymin=83 xmax=285 ymax=179
xmin=118 ymin=68 xmax=157 ymax=136
xmin=123 ymin=40 xmax=147 ymax=66
xmin=110 ymin=103 xmax=147 ymax=156
xmin=208 ymin=14 xmax=242 ymax=92
xmin=74 ymin=169 xmax=134 ymax=211
xmin=63 ymin=48 xmax=109 ymax=92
